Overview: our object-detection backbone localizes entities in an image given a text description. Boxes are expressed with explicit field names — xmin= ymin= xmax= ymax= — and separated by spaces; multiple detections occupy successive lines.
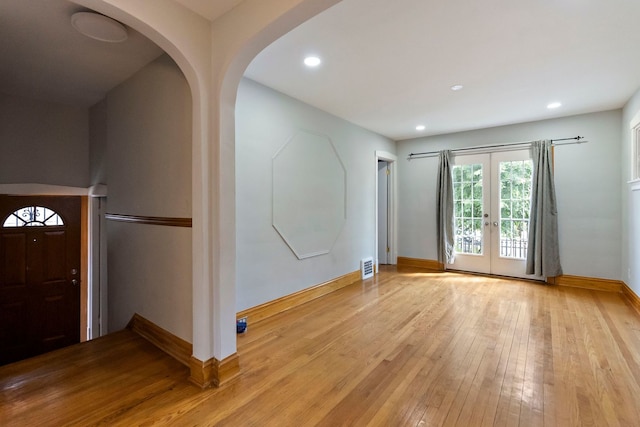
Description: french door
xmin=446 ymin=149 xmax=539 ymax=279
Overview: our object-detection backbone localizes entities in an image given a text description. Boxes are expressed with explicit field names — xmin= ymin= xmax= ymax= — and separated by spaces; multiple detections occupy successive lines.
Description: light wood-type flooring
xmin=2 ymin=266 xmax=640 ymax=426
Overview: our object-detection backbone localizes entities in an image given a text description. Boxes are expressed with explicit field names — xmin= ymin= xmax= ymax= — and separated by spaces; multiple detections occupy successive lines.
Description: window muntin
xmin=2 ymin=206 xmax=65 ymax=227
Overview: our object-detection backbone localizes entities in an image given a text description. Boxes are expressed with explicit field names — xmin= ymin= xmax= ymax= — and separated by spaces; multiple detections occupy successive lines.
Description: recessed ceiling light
xmin=416 ymin=125 xmax=426 ymax=131
xmin=71 ymin=11 xmax=128 ymax=43
xmin=304 ymin=56 xmax=321 ymax=67
xmin=450 ymin=84 xmax=464 ymax=91
xmin=547 ymin=102 xmax=562 ymax=109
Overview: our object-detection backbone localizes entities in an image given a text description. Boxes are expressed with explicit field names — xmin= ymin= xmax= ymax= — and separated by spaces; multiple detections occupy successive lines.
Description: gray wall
xmin=397 ymin=110 xmax=622 ymax=280
xmin=89 ymin=99 xmax=107 ymax=186
xmin=235 ymin=78 xmax=396 ymax=311
xmin=622 ymin=88 xmax=640 ymax=295
xmin=0 ymin=92 xmax=89 ymax=187
xmin=97 ymin=54 xmax=193 ymax=341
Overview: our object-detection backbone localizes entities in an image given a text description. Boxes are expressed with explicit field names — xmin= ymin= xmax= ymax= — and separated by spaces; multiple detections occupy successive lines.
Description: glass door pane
xmin=498 ymin=159 xmax=532 ymax=259
xmin=489 ymin=149 xmax=540 ymax=279
xmin=453 ymin=163 xmax=484 ymax=255
xmin=448 ymin=154 xmax=490 ymax=274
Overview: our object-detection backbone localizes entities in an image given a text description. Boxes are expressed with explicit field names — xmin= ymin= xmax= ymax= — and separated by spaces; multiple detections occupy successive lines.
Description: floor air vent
xmin=361 ymin=257 xmax=374 ymax=279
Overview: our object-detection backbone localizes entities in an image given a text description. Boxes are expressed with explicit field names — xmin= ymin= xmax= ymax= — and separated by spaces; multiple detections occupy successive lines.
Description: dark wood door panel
xmin=0 ymin=196 xmax=81 ymax=365
xmin=0 ymin=233 xmax=26 ymax=287
xmin=0 ymin=298 xmax=30 ymax=364
xmin=42 ymin=230 xmax=67 ymax=282
xmin=40 ymin=294 xmax=68 ymax=353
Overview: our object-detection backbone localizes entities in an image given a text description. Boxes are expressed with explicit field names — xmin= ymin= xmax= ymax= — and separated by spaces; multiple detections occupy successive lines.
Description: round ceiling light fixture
xmin=547 ymin=101 xmax=562 ymax=109
xmin=71 ymin=11 xmax=128 ymax=43
xmin=304 ymin=56 xmax=322 ymax=67
xmin=416 ymin=125 xmax=426 ymax=131
xmin=450 ymin=84 xmax=464 ymax=91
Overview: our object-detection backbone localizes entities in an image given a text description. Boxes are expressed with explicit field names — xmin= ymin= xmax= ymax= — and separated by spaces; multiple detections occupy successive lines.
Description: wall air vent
xmin=361 ymin=257 xmax=374 ymax=280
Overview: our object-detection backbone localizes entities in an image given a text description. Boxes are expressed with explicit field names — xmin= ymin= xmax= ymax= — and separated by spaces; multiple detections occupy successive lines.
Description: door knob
xmin=71 ymin=279 xmax=79 ymax=286
xmin=493 ymin=221 xmax=498 ymax=226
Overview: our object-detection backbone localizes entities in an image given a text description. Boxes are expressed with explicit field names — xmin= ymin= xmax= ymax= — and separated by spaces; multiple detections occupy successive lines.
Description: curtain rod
xmin=408 ymin=136 xmax=586 ymax=159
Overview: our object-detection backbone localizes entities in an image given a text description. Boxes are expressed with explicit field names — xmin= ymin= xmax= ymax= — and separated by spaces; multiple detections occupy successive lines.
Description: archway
xmin=73 ymin=0 xmax=341 ymax=386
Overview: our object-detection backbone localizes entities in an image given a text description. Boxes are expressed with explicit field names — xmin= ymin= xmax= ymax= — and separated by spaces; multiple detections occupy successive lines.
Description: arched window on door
xmin=2 ymin=206 xmax=65 ymax=227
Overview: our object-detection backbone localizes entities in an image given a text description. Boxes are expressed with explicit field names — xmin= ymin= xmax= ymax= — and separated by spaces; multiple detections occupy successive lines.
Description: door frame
xmin=377 ymin=161 xmax=390 ymax=265
xmin=488 ymin=149 xmax=536 ymax=278
xmin=375 ymin=151 xmax=398 ymax=271
xmin=446 ymin=149 xmax=538 ymax=280
xmin=0 ymin=183 xmax=107 ymax=341
xmin=447 ymin=153 xmax=491 ymax=274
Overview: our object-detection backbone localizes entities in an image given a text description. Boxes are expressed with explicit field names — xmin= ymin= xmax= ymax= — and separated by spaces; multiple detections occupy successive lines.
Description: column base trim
xmin=622 ymin=282 xmax=640 ymax=315
xmin=189 ymin=353 xmax=240 ymax=388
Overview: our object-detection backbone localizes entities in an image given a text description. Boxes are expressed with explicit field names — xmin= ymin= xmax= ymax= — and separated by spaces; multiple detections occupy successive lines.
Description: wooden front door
xmin=0 ymin=196 xmax=81 ymax=365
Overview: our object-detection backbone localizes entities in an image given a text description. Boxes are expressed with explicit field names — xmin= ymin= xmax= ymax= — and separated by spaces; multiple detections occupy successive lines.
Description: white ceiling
xmin=4 ymin=0 xmax=640 ymax=142
xmin=0 ymin=0 xmax=168 ymax=107
xmin=244 ymin=0 xmax=640 ymax=140
xmin=0 ymin=0 xmax=243 ymax=107
xmin=172 ymin=0 xmax=244 ymax=21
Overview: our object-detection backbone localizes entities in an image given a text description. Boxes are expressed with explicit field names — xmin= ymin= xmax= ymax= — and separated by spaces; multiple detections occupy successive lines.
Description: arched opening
xmin=0 ymin=0 xmax=196 ymax=361
xmin=70 ymin=0 xmax=341 ymax=386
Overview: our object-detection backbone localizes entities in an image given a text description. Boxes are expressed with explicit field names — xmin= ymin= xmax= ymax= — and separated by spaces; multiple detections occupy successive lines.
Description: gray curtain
xmin=526 ymin=140 xmax=562 ymax=277
xmin=437 ymin=150 xmax=455 ymax=264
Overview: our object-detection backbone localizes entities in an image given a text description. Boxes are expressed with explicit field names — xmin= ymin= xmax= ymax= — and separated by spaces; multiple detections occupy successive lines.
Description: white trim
xmin=89 ymin=184 xmax=108 ymax=197
xmin=630 ymin=111 xmax=640 ymax=181
xmin=629 ymin=179 xmax=640 ymax=191
xmin=87 ymin=196 xmax=108 ymax=338
xmin=0 ymin=183 xmax=107 ymax=197
xmin=629 ymin=110 xmax=640 ymax=129
xmin=0 ymin=183 xmax=89 ymax=196
xmin=375 ymin=150 xmax=398 ymax=271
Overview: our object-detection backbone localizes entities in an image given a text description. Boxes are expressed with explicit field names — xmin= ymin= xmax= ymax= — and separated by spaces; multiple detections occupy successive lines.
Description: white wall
xmin=397 ymin=110 xmax=622 ymax=280
xmin=235 ymin=78 xmax=396 ymax=311
xmin=80 ymin=0 xmax=343 ymax=362
xmin=622 ymin=89 xmax=640 ymax=295
xmin=0 ymin=92 xmax=89 ymax=187
xmin=101 ymin=54 xmax=193 ymax=341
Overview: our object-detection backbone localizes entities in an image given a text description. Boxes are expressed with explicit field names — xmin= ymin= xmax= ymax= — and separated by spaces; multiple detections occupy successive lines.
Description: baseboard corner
xmin=622 ymin=282 xmax=640 ymax=315
xmin=189 ymin=353 xmax=240 ymax=388
xmin=127 ymin=313 xmax=192 ymax=367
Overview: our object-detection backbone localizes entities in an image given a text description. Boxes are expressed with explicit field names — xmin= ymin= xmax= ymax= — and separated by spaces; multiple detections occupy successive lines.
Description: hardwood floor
xmin=2 ymin=266 xmax=640 ymax=426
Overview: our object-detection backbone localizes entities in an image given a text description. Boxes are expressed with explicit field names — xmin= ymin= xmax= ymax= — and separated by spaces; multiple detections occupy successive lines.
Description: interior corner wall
xmin=0 ymin=92 xmax=89 ymax=187
xmin=235 ymin=78 xmax=396 ymax=312
xmin=89 ymin=98 xmax=107 ymax=186
xmin=622 ymin=88 xmax=640 ymax=295
xmin=397 ymin=110 xmax=622 ymax=281
xmin=104 ymin=54 xmax=193 ymax=342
